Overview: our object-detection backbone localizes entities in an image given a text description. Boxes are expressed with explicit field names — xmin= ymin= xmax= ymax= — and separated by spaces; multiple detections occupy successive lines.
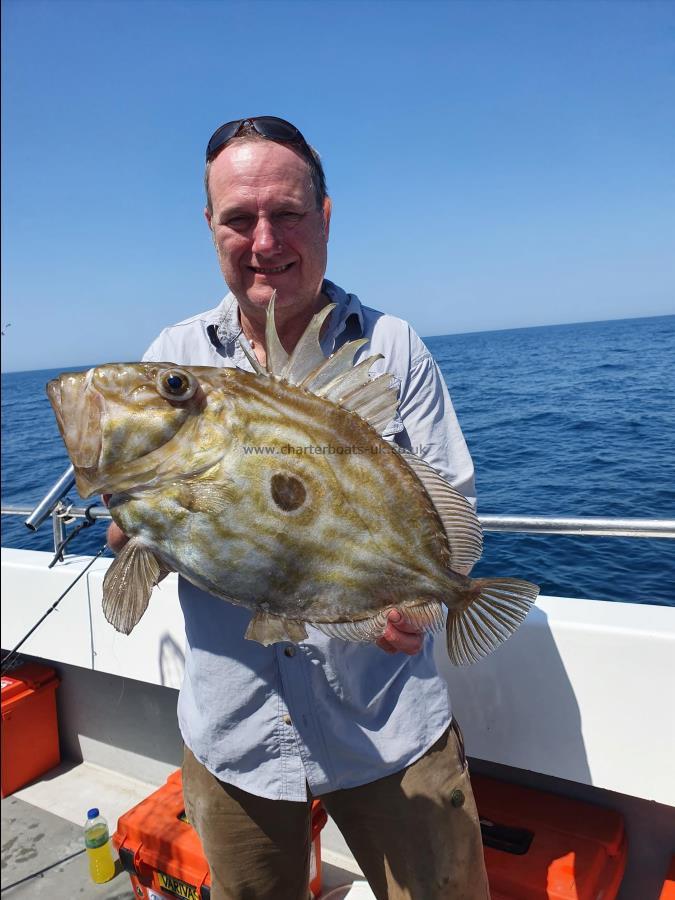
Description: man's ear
xmin=205 ymin=206 xmax=213 ymax=230
xmin=322 ymin=196 xmax=332 ymax=240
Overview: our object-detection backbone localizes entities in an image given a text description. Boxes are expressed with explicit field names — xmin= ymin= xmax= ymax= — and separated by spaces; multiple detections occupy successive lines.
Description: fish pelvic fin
xmin=240 ymin=292 xmax=400 ymax=436
xmin=245 ymin=610 xmax=309 ymax=646
xmin=445 ymin=577 xmax=539 ymax=666
xmin=102 ymin=538 xmax=167 ymax=635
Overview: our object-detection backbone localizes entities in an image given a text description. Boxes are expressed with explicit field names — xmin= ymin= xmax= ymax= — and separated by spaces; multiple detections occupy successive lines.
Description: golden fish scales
xmin=46 ymin=295 xmax=540 ymax=663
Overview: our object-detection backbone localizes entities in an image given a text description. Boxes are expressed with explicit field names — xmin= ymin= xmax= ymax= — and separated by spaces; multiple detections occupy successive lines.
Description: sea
xmin=2 ymin=314 xmax=674 ymax=606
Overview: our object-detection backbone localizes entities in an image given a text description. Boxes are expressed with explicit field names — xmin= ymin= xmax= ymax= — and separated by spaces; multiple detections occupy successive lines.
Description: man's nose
xmin=251 ymin=217 xmax=280 ymax=255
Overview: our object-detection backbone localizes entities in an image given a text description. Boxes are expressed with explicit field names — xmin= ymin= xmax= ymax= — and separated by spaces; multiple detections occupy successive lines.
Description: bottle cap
xmin=87 ymin=808 xmax=99 ymax=819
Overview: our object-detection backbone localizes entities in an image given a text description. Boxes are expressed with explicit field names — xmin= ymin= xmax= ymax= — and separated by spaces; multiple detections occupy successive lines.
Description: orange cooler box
xmin=474 ymin=774 xmax=627 ymax=899
xmin=659 ymin=857 xmax=675 ymax=899
xmin=1 ymin=662 xmax=60 ymax=797
xmin=113 ymin=769 xmax=327 ymax=899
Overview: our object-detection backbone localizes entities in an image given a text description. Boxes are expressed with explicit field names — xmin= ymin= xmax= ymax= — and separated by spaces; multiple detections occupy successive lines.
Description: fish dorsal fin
xmin=398 ymin=449 xmax=483 ymax=573
xmin=239 ymin=340 xmax=267 ymax=376
xmin=264 ymin=291 xmax=290 ymax=375
xmin=102 ymin=538 xmax=165 ymax=634
xmin=243 ymin=293 xmax=400 ymax=436
xmin=281 ymin=302 xmax=337 ymax=384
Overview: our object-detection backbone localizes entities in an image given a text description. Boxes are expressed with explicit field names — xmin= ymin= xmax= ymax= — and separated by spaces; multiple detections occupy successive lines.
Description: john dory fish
xmin=47 ymin=296 xmax=539 ymax=664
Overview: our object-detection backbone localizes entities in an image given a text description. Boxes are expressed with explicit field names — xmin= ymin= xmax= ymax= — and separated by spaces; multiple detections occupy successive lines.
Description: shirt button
xmin=283 ymin=714 xmax=292 ymax=725
xmin=284 ymin=646 xmax=296 ymax=657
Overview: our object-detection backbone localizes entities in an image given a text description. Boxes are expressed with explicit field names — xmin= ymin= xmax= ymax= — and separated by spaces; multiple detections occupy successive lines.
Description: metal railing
xmin=2 ymin=507 xmax=674 ymax=555
xmin=2 ymin=463 xmax=674 ymax=555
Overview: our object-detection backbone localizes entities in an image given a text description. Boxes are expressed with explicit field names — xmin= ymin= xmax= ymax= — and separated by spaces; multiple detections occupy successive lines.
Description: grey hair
xmin=204 ymin=127 xmax=328 ymax=214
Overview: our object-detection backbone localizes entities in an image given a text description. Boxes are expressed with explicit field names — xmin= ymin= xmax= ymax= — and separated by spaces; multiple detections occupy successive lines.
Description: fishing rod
xmin=1 ymin=466 xmax=108 ymax=675
xmin=0 ymin=543 xmax=108 ymax=675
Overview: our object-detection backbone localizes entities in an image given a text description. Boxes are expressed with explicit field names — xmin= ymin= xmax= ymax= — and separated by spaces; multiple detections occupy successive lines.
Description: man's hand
xmin=102 ymin=495 xmax=129 ymax=554
xmin=376 ymin=609 xmax=424 ymax=656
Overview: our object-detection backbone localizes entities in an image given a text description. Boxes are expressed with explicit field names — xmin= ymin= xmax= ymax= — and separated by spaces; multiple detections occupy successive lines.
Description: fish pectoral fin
xmin=179 ymin=481 xmax=234 ymax=515
xmin=245 ymin=611 xmax=308 ymax=646
xmin=446 ymin=577 xmax=540 ymax=666
xmin=102 ymin=539 xmax=164 ymax=635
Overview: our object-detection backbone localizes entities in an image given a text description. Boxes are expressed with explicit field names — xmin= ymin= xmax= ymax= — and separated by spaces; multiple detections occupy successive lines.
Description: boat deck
xmin=1 ymin=760 xmax=366 ymax=899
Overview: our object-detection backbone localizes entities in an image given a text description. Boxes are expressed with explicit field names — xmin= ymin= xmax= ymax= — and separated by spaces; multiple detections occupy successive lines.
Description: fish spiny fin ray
xmin=245 ymin=611 xmax=308 ymax=645
xmin=258 ymin=296 xmax=400 ymax=435
xmin=398 ymin=449 xmax=483 ymax=572
xmin=265 ymin=291 xmax=290 ymax=376
xmin=313 ymin=601 xmax=445 ymax=642
xmin=102 ymin=539 xmax=164 ymax=635
xmin=239 ymin=340 xmax=267 ymax=376
xmin=446 ymin=578 xmax=540 ymax=666
xmin=281 ymin=302 xmax=337 ymax=384
xmin=300 ymin=340 xmax=370 ymax=392
xmin=303 ymin=339 xmax=399 ymax=434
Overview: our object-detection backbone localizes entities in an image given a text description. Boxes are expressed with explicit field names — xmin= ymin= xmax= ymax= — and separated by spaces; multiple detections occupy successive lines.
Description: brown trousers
xmin=182 ymin=721 xmax=490 ymax=900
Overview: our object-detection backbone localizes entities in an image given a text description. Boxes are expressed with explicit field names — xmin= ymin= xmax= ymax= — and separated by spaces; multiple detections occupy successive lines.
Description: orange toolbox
xmin=1 ymin=662 xmax=60 ymax=798
xmin=113 ymin=769 xmax=328 ymax=899
xmin=474 ymin=774 xmax=627 ymax=899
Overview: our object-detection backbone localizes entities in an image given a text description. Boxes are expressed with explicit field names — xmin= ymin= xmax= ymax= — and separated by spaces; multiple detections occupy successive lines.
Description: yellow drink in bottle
xmin=84 ymin=809 xmax=116 ymax=883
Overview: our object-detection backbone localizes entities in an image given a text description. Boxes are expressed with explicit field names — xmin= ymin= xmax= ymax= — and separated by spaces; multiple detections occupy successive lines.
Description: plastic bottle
xmin=84 ymin=807 xmax=116 ymax=883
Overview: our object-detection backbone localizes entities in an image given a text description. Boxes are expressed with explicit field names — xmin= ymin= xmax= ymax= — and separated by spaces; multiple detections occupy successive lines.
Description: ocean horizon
xmin=1 ymin=312 xmax=670 ymax=375
xmin=2 ymin=313 xmax=674 ymax=606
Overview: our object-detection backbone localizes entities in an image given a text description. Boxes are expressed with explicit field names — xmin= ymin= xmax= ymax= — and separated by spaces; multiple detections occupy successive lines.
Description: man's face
xmin=205 ymin=140 xmax=331 ymax=318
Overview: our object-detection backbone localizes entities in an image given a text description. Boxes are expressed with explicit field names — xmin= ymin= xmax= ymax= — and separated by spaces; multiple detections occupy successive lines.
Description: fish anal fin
xmin=245 ymin=611 xmax=308 ymax=646
xmin=102 ymin=539 xmax=164 ymax=635
xmin=398 ymin=449 xmax=483 ymax=573
xmin=446 ymin=577 xmax=540 ymax=666
xmin=313 ymin=601 xmax=444 ymax=642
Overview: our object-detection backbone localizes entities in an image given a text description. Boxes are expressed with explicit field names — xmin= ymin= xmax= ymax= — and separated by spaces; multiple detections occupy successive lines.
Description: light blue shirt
xmin=143 ymin=280 xmax=476 ymax=801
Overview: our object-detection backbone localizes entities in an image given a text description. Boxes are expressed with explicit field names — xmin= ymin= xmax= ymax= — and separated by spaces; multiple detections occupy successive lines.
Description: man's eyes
xmin=225 ymin=215 xmax=253 ymax=229
xmin=223 ymin=212 xmax=303 ymax=229
xmin=276 ymin=212 xmax=302 ymax=224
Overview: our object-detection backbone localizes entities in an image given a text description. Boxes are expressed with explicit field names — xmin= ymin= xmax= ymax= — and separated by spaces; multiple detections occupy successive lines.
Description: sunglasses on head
xmin=205 ymin=116 xmax=311 ymax=163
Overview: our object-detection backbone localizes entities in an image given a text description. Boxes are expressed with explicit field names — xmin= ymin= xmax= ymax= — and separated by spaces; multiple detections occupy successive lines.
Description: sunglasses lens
xmin=206 ymin=117 xmax=306 ymax=162
xmin=252 ymin=117 xmax=301 ymax=142
xmin=206 ymin=121 xmax=242 ymax=160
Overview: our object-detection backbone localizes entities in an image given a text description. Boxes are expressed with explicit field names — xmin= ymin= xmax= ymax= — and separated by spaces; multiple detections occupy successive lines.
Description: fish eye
xmin=156 ymin=368 xmax=198 ymax=402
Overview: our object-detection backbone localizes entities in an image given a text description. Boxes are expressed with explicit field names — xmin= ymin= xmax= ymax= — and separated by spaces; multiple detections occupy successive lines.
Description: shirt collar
xmin=212 ymin=280 xmax=365 ymax=351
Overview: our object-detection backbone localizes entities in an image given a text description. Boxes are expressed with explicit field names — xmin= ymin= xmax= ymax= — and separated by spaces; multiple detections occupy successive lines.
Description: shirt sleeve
xmin=395 ymin=349 xmax=477 ymax=509
xmin=142 ymin=332 xmax=167 ymax=363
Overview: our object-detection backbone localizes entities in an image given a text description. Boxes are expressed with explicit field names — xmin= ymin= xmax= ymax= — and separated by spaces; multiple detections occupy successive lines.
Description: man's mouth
xmin=249 ymin=263 xmax=294 ymax=275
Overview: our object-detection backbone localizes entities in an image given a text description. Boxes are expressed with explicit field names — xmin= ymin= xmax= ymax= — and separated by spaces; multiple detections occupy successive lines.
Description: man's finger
xmin=376 ymin=636 xmax=398 ymax=654
xmin=387 ymin=609 xmax=423 ymax=634
xmin=382 ymin=623 xmax=423 ymax=655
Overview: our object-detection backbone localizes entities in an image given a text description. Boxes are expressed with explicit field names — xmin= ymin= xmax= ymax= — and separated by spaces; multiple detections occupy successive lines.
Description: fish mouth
xmin=47 ymin=370 xmax=103 ymax=481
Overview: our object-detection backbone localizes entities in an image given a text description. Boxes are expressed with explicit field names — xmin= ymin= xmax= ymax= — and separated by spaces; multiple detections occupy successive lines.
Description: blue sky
xmin=2 ymin=0 xmax=673 ymax=372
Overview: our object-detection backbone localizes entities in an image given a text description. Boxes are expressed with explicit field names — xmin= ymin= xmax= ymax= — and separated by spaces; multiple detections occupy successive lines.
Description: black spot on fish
xmin=271 ymin=473 xmax=306 ymax=511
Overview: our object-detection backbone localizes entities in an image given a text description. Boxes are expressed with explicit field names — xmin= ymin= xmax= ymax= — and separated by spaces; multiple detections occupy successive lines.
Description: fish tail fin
xmin=445 ymin=577 xmax=539 ymax=666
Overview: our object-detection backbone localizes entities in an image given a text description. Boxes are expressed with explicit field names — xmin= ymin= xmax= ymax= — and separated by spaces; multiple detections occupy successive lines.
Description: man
xmin=108 ymin=117 xmax=489 ymax=899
